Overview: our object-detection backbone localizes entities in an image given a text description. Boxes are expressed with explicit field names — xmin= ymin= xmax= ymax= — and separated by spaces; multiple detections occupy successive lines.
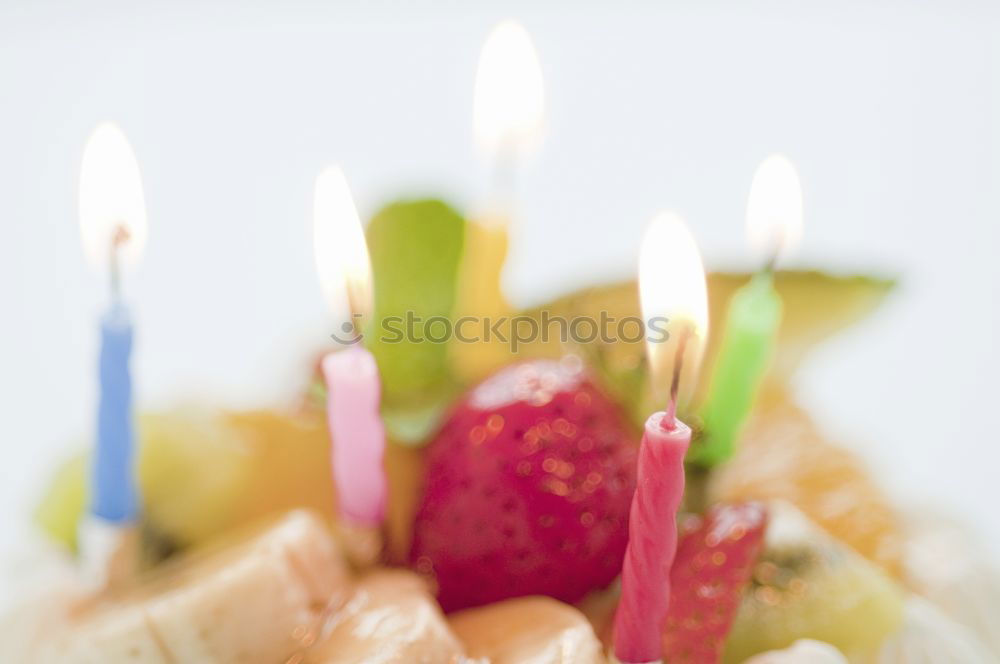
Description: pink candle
xmin=313 ymin=166 xmax=385 ymax=530
xmin=613 ymin=411 xmax=690 ymax=664
xmin=321 ymin=345 xmax=387 ymax=526
xmin=616 ymin=210 xmax=707 ymax=664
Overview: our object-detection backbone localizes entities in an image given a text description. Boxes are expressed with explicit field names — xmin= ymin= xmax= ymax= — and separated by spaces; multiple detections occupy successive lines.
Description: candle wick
xmin=662 ymin=325 xmax=690 ymax=431
xmin=346 ymin=289 xmax=364 ymax=342
xmin=491 ymin=147 xmax=517 ymax=214
xmin=109 ymin=224 xmax=131 ymax=304
xmin=763 ymin=225 xmax=785 ymax=272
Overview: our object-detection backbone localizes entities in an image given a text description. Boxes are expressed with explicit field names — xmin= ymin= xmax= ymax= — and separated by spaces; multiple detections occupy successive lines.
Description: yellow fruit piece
xmin=35 ymin=409 xmax=427 ymax=558
xmin=723 ymin=501 xmax=904 ymax=663
xmin=708 ymin=387 xmax=905 ymax=577
xmin=139 ymin=410 xmax=335 ymax=547
xmin=34 ymin=454 xmax=87 ymax=551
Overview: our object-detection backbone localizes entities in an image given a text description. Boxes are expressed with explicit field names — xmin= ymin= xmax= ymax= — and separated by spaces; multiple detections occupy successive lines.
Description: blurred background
xmin=2 ymin=0 xmax=998 ymax=576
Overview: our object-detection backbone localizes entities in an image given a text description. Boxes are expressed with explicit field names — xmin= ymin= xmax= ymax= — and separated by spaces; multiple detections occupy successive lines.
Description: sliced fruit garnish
xmin=365 ymin=198 xmax=466 ymax=441
xmin=722 ymin=501 xmax=904 ymax=663
xmin=662 ymin=502 xmax=769 ymax=663
xmin=140 ymin=410 xmax=334 ymax=548
xmin=708 ymin=387 xmax=904 ymax=577
xmin=34 ymin=409 xmax=427 ymax=557
xmin=409 ymin=359 xmax=638 ymax=612
xmin=34 ymin=454 xmax=87 ymax=552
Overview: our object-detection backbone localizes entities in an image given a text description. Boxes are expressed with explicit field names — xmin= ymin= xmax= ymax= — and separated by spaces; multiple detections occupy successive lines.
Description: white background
xmin=2 ymin=0 xmax=998 ymax=566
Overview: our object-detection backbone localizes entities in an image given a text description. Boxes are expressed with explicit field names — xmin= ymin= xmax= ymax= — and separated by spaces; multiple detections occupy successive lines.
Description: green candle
xmin=693 ymin=154 xmax=802 ymax=466
xmin=692 ymin=270 xmax=781 ymax=466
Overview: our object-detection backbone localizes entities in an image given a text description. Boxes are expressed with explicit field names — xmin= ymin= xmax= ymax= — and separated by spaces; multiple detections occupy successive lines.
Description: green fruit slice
xmin=722 ymin=501 xmax=904 ymax=663
xmin=365 ymin=198 xmax=465 ymax=442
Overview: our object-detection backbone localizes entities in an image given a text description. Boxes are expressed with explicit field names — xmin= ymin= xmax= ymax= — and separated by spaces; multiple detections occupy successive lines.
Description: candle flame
xmin=78 ymin=123 xmax=148 ymax=272
xmin=313 ymin=166 xmax=373 ymax=324
xmin=473 ymin=20 xmax=545 ymax=158
xmin=746 ymin=154 xmax=803 ymax=265
xmin=639 ymin=211 xmax=709 ymax=403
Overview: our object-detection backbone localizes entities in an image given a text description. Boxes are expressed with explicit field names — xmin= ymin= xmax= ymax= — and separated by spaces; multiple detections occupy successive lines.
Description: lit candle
xmin=452 ymin=20 xmax=544 ymax=382
xmin=77 ymin=123 xmax=148 ymax=584
xmin=78 ymin=123 xmax=149 ymax=523
xmin=693 ymin=154 xmax=803 ymax=467
xmin=313 ymin=167 xmax=387 ymax=544
xmin=614 ymin=212 xmax=709 ymax=664
xmin=472 ymin=19 xmax=545 ymax=195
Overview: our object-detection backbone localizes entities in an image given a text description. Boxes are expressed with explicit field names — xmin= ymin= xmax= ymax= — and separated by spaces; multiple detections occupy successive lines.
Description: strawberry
xmin=661 ymin=502 xmax=768 ymax=663
xmin=409 ymin=358 xmax=638 ymax=612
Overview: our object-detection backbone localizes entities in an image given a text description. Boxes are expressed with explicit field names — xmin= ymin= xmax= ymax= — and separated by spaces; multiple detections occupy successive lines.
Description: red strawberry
xmin=409 ymin=358 xmax=638 ymax=612
xmin=661 ymin=502 xmax=768 ymax=663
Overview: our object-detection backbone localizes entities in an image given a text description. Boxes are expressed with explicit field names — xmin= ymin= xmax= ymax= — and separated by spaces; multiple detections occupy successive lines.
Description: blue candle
xmin=91 ymin=300 xmax=138 ymax=522
xmin=78 ymin=123 xmax=148 ymax=583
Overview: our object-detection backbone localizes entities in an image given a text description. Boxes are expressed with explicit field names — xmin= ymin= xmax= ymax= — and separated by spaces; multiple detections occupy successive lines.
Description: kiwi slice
xmin=723 ymin=501 xmax=904 ymax=663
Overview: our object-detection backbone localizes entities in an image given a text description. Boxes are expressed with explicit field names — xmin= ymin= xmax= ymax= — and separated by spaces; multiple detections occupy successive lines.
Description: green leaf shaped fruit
xmin=365 ymin=199 xmax=465 ymax=442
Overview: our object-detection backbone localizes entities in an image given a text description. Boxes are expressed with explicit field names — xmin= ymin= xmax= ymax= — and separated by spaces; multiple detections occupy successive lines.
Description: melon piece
xmin=514 ymin=272 xmax=895 ymax=427
xmin=709 ymin=387 xmax=905 ymax=577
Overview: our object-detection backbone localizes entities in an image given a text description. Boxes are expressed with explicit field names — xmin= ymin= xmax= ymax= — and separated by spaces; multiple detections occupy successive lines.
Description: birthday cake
xmin=9 ymin=195 xmax=999 ymax=662
xmin=5 ymin=24 xmax=999 ymax=664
